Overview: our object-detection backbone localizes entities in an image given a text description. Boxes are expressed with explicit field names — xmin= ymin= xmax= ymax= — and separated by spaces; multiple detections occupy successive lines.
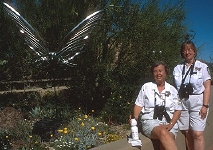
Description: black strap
xmin=181 ymin=62 xmax=195 ymax=84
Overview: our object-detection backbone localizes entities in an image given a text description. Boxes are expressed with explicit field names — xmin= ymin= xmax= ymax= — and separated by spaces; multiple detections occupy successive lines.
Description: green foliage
xmin=100 ymin=85 xmax=135 ymax=124
xmin=86 ymin=0 xmax=188 ymax=123
xmin=0 ymin=130 xmax=11 ymax=149
xmin=0 ymin=120 xmax=42 ymax=150
xmin=29 ymin=105 xmax=77 ymax=122
xmin=52 ymin=113 xmax=105 ymax=149
xmin=0 ymin=106 xmax=122 ymax=150
xmin=9 ymin=120 xmax=34 ymax=141
xmin=0 ymin=0 xmax=190 ymax=125
xmin=0 ymin=92 xmax=41 ymax=113
xmin=29 ymin=106 xmax=56 ymax=119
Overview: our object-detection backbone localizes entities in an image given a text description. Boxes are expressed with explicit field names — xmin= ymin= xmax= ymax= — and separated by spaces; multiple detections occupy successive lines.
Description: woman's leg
xmin=151 ymin=126 xmax=177 ymax=150
xmin=160 ymin=142 xmax=166 ymax=150
xmin=191 ymin=130 xmax=205 ymax=150
xmin=181 ymin=130 xmax=193 ymax=150
xmin=181 ymin=129 xmax=205 ymax=150
xmin=151 ymin=139 xmax=161 ymax=150
xmin=151 ymin=138 xmax=166 ymax=150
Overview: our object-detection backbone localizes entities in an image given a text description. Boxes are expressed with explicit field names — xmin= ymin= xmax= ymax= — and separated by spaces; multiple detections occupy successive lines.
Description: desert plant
xmin=29 ymin=106 xmax=56 ymax=120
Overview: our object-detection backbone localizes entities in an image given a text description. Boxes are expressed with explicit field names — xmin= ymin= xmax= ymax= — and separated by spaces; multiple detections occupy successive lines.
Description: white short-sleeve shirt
xmin=173 ymin=60 xmax=211 ymax=94
xmin=135 ymin=82 xmax=182 ymax=119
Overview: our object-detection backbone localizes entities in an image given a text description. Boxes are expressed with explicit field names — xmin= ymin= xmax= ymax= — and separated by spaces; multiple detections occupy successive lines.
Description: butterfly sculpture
xmin=3 ymin=2 xmax=103 ymax=68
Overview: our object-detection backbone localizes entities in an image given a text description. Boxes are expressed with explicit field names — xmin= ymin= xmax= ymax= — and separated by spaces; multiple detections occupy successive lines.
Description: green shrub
xmin=100 ymin=86 xmax=135 ymax=124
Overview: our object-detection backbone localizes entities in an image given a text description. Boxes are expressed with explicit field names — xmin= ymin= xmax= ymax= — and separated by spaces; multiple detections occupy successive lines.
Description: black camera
xmin=153 ymin=105 xmax=165 ymax=120
xmin=179 ymin=83 xmax=193 ymax=99
xmin=153 ymin=105 xmax=171 ymax=123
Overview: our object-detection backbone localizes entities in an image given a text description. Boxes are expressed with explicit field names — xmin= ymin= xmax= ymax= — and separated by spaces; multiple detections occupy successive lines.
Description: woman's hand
xmin=129 ymin=115 xmax=132 ymax=124
xmin=200 ymin=106 xmax=208 ymax=119
xmin=162 ymin=123 xmax=173 ymax=131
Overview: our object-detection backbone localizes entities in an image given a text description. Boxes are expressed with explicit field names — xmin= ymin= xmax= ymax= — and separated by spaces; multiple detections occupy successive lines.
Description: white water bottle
xmin=131 ymin=118 xmax=139 ymax=140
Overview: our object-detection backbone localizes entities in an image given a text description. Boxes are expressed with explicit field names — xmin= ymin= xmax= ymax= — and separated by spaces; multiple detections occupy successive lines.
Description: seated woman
xmin=131 ymin=61 xmax=182 ymax=150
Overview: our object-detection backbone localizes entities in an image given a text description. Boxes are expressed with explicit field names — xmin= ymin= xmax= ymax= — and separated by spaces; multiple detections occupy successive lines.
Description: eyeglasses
xmin=183 ymin=49 xmax=194 ymax=53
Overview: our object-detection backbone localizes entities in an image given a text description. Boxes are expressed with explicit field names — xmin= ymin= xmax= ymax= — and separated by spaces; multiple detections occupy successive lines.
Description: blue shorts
xmin=141 ymin=119 xmax=179 ymax=138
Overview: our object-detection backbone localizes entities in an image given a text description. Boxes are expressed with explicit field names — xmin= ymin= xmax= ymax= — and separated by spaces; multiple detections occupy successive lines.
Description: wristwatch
xmin=203 ymin=104 xmax=209 ymax=108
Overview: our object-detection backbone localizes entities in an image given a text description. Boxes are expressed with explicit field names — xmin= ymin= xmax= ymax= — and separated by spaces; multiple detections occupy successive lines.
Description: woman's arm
xmin=203 ymin=79 xmax=211 ymax=106
xmin=200 ymin=79 xmax=211 ymax=119
xmin=133 ymin=105 xmax=142 ymax=120
xmin=169 ymin=110 xmax=181 ymax=126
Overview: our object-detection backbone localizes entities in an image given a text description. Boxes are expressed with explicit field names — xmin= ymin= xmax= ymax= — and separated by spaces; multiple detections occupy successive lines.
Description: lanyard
xmin=154 ymin=90 xmax=166 ymax=106
xmin=181 ymin=61 xmax=195 ymax=84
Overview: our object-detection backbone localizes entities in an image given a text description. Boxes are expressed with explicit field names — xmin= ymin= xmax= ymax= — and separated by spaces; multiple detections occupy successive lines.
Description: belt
xmin=190 ymin=92 xmax=203 ymax=95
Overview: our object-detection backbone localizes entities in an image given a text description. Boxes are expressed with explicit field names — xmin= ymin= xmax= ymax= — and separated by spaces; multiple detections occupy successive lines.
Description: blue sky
xmin=132 ymin=0 xmax=213 ymax=62
xmin=184 ymin=0 xmax=213 ymax=62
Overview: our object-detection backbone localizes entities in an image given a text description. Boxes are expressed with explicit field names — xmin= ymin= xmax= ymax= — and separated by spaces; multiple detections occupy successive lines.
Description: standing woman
xmin=132 ymin=61 xmax=182 ymax=150
xmin=173 ymin=40 xmax=211 ymax=150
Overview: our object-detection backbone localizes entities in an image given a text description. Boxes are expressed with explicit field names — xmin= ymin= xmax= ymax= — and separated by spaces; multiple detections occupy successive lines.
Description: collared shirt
xmin=173 ymin=60 xmax=211 ymax=94
xmin=135 ymin=82 xmax=182 ymax=119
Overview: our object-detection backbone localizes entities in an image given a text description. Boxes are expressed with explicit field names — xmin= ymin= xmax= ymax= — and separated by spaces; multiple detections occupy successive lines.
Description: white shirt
xmin=173 ymin=60 xmax=211 ymax=94
xmin=135 ymin=82 xmax=182 ymax=120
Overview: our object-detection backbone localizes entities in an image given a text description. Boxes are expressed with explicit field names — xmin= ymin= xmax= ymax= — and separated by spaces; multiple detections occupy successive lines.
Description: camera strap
xmin=153 ymin=91 xmax=171 ymax=123
xmin=154 ymin=91 xmax=166 ymax=106
xmin=181 ymin=61 xmax=195 ymax=84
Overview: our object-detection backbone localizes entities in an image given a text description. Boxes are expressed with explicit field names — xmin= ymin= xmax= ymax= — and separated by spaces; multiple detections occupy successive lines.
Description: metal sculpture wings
xmin=3 ymin=2 xmax=103 ymax=67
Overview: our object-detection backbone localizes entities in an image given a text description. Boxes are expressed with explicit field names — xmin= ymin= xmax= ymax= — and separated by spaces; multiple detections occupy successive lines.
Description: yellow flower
xmin=5 ymin=136 xmax=8 ymax=139
xmin=29 ymin=135 xmax=32 ymax=138
xmin=75 ymin=138 xmax=78 ymax=141
xmin=91 ymin=110 xmax=95 ymax=113
xmin=98 ymin=132 xmax=102 ymax=136
xmin=91 ymin=126 xmax=95 ymax=130
xmin=78 ymin=118 xmax=82 ymax=121
xmin=84 ymin=115 xmax=88 ymax=119
xmin=64 ymin=130 xmax=68 ymax=134
xmin=63 ymin=128 xmax=68 ymax=134
xmin=58 ymin=129 xmax=63 ymax=133
xmin=87 ymin=145 xmax=91 ymax=148
xmin=81 ymin=122 xmax=85 ymax=126
xmin=50 ymin=134 xmax=53 ymax=137
xmin=63 ymin=128 xmax=68 ymax=131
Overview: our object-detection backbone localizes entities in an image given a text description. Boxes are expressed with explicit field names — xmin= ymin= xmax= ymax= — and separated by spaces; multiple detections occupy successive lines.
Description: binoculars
xmin=153 ymin=105 xmax=171 ymax=123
